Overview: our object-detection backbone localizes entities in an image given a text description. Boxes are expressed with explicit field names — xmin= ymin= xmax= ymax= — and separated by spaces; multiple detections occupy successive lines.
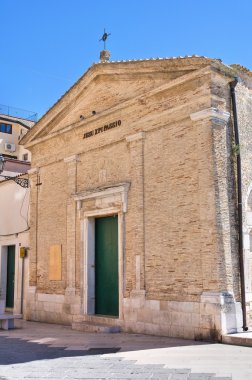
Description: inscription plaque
xmin=83 ymin=120 xmax=121 ymax=139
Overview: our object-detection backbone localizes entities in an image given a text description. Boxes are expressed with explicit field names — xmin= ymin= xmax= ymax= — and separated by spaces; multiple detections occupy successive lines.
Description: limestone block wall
xmin=123 ymin=291 xmax=242 ymax=340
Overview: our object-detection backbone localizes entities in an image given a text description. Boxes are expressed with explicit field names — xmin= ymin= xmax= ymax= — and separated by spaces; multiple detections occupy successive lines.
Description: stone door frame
xmin=0 ymin=243 xmax=19 ymax=313
xmin=74 ymin=182 xmax=130 ymax=321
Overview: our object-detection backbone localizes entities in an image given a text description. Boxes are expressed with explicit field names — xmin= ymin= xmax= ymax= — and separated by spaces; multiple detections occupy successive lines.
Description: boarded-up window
xmin=49 ymin=245 xmax=62 ymax=281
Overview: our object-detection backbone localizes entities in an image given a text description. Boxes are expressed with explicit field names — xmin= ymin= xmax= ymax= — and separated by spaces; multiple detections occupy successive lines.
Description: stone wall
xmin=24 ymin=59 xmax=245 ymax=339
xmin=236 ymin=78 xmax=252 ymax=327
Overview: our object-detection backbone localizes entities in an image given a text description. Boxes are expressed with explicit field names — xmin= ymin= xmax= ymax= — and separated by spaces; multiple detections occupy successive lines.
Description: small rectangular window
xmin=0 ymin=123 xmax=12 ymax=134
xmin=23 ymin=153 xmax=29 ymax=161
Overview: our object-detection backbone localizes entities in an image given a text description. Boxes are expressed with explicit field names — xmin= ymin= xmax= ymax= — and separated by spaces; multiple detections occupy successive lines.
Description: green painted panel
xmin=95 ymin=215 xmax=118 ymax=316
xmin=6 ymin=245 xmax=15 ymax=308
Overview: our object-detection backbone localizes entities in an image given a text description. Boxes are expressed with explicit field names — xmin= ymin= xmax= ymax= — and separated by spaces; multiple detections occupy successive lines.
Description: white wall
xmin=0 ymin=179 xmax=30 ymax=314
xmin=0 ymin=180 xmax=29 ymax=236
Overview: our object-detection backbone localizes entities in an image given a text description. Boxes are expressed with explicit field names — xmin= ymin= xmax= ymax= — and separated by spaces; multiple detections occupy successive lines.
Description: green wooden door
xmin=95 ymin=215 xmax=119 ymax=316
xmin=6 ymin=246 xmax=15 ymax=308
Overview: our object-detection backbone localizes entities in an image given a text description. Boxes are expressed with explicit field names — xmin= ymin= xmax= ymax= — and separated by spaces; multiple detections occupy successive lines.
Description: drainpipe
xmin=229 ymin=78 xmax=248 ymax=331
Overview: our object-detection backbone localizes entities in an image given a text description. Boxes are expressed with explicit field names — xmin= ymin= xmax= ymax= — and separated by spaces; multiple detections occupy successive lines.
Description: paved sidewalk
xmin=222 ymin=331 xmax=252 ymax=347
xmin=0 ymin=320 xmax=250 ymax=379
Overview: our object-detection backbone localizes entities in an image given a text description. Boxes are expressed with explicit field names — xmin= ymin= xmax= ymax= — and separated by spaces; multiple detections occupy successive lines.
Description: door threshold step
xmin=0 ymin=313 xmax=22 ymax=319
xmin=73 ymin=314 xmax=120 ymax=326
xmin=72 ymin=321 xmax=121 ymax=333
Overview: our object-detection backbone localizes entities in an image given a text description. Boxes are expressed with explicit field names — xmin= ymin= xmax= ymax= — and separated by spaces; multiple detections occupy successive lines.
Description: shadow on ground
xmin=0 ymin=335 xmax=120 ymax=365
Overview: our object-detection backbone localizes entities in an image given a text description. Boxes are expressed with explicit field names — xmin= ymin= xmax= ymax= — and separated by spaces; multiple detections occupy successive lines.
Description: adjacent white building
xmin=0 ymin=105 xmax=34 ymax=317
xmin=0 ymin=104 xmax=36 ymax=161
xmin=0 ymin=176 xmax=30 ymax=315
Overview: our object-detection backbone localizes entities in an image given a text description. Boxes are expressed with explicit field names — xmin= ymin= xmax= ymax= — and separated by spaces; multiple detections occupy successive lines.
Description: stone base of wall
xmin=24 ymin=286 xmax=80 ymax=325
xmin=123 ymin=290 xmax=243 ymax=341
xmin=25 ymin=288 xmax=243 ymax=341
xmin=200 ymin=291 xmax=243 ymax=339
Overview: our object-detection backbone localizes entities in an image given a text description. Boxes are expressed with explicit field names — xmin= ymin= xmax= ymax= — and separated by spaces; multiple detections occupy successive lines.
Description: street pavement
xmin=0 ymin=320 xmax=251 ymax=379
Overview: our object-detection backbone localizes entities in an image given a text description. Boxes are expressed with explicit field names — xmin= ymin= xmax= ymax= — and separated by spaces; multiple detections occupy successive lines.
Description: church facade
xmin=21 ymin=56 xmax=252 ymax=340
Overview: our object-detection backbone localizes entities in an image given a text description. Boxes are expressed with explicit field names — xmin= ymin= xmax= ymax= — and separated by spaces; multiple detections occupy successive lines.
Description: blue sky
xmin=1 ymin=0 xmax=252 ymax=119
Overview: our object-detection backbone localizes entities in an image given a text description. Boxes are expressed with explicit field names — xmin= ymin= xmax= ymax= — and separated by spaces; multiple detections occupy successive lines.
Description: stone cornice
xmin=126 ymin=132 xmax=145 ymax=142
xmin=64 ymin=155 xmax=80 ymax=164
xmin=190 ymin=107 xmax=230 ymax=124
xmin=27 ymin=167 xmax=39 ymax=175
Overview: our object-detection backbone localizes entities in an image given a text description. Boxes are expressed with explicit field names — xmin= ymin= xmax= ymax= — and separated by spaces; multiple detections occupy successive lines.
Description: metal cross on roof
xmin=99 ymin=28 xmax=111 ymax=50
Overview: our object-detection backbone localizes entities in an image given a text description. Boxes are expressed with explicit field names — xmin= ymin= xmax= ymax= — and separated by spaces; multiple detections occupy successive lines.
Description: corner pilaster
xmin=190 ymin=108 xmax=241 ymax=333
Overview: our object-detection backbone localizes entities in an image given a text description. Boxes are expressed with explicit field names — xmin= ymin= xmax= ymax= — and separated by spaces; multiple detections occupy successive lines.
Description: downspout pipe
xmin=230 ymin=78 xmax=248 ymax=331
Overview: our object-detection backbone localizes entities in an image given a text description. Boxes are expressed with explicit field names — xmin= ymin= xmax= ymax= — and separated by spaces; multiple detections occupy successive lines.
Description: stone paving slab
xmin=0 ymin=320 xmax=250 ymax=379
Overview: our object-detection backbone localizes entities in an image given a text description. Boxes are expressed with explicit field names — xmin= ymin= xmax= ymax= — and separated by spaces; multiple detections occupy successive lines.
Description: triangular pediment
xmin=21 ymin=57 xmax=216 ymax=146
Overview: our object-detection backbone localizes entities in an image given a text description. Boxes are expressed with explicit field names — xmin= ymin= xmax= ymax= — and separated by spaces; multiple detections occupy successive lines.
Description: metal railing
xmin=0 ymin=104 xmax=38 ymax=122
